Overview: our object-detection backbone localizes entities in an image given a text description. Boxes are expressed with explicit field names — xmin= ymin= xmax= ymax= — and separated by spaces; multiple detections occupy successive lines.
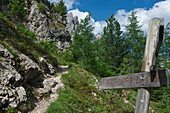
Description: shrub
xmin=17 ymin=24 xmax=37 ymax=39
xmin=58 ymin=50 xmax=74 ymax=62
xmin=39 ymin=40 xmax=58 ymax=55
xmin=52 ymin=0 xmax=67 ymax=21
xmin=6 ymin=107 xmax=17 ymax=113
xmin=8 ymin=0 xmax=27 ymax=19
xmin=0 ymin=12 xmax=9 ymax=21
xmin=37 ymin=2 xmax=49 ymax=13
xmin=47 ymin=66 xmax=135 ymax=113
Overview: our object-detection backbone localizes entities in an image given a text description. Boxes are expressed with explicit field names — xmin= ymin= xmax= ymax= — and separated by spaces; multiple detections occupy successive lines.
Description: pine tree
xmin=8 ymin=0 xmax=27 ymax=20
xmin=52 ymin=0 xmax=67 ymax=22
xmin=71 ymin=14 xmax=95 ymax=70
xmin=125 ymin=10 xmax=145 ymax=73
xmin=95 ymin=14 xmax=127 ymax=77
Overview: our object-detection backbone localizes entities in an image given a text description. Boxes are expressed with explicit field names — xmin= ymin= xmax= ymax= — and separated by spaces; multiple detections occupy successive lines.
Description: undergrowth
xmin=46 ymin=65 xmax=135 ymax=113
xmin=0 ymin=16 xmax=60 ymax=67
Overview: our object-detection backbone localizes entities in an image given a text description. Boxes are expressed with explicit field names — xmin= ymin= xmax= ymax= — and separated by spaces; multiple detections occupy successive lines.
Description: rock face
xmin=0 ymin=0 xmax=78 ymax=52
xmin=39 ymin=57 xmax=56 ymax=74
xmin=26 ymin=0 xmax=71 ymax=52
xmin=0 ymin=43 xmax=62 ymax=111
xmin=0 ymin=44 xmax=27 ymax=108
xmin=66 ymin=12 xmax=79 ymax=39
xmin=18 ymin=53 xmax=43 ymax=83
xmin=0 ymin=0 xmax=74 ymax=111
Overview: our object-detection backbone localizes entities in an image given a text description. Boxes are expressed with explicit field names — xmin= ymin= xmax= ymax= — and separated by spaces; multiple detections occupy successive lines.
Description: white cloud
xmin=49 ymin=0 xmax=79 ymax=10
xmin=68 ymin=9 xmax=89 ymax=21
xmin=69 ymin=9 xmax=107 ymax=35
xmin=66 ymin=0 xmax=170 ymax=35
xmin=115 ymin=0 xmax=170 ymax=34
xmin=93 ymin=21 xmax=107 ymax=34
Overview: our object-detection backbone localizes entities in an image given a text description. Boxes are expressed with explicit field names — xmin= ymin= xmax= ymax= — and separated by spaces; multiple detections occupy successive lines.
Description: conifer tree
xmin=8 ymin=0 xmax=27 ymax=19
xmin=125 ymin=10 xmax=145 ymax=73
xmin=71 ymin=14 xmax=95 ymax=70
xmin=96 ymin=14 xmax=127 ymax=76
xmin=52 ymin=0 xmax=67 ymax=21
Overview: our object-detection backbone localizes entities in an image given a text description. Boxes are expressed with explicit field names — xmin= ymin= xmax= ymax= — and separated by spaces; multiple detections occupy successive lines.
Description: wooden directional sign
xmin=99 ymin=70 xmax=168 ymax=90
xmin=99 ymin=18 xmax=169 ymax=113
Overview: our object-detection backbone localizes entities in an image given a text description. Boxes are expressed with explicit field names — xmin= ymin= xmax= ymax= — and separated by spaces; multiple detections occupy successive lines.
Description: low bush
xmin=37 ymin=2 xmax=49 ymax=13
xmin=47 ymin=66 xmax=135 ymax=113
xmin=39 ymin=40 xmax=58 ymax=55
xmin=0 ymin=12 xmax=9 ymax=21
xmin=17 ymin=24 xmax=37 ymax=39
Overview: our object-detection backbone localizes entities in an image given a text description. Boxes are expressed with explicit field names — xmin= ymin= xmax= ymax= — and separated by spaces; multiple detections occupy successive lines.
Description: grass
xmin=0 ymin=16 xmax=58 ymax=68
xmin=46 ymin=65 xmax=135 ymax=113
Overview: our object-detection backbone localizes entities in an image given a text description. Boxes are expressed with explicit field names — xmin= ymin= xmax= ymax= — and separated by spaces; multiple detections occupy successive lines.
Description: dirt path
xmin=29 ymin=65 xmax=69 ymax=113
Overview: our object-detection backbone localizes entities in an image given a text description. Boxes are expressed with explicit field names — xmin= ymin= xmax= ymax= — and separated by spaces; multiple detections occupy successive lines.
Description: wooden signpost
xmin=99 ymin=18 xmax=169 ymax=113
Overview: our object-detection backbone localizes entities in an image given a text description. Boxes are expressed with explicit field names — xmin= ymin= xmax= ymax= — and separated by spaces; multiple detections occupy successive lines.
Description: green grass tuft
xmin=47 ymin=66 xmax=135 ymax=113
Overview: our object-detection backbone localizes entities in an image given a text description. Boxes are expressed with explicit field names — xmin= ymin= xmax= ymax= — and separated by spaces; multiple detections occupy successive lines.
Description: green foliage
xmin=118 ymin=58 xmax=131 ymax=75
xmin=0 ymin=12 xmax=9 ymax=21
xmin=8 ymin=0 xmax=27 ymax=19
xmin=39 ymin=40 xmax=58 ymax=55
xmin=57 ymin=23 xmax=65 ymax=28
xmin=37 ymin=2 xmax=49 ymax=13
xmin=47 ymin=66 xmax=135 ymax=113
xmin=52 ymin=0 xmax=67 ymax=21
xmin=0 ymin=17 xmax=58 ymax=68
xmin=94 ymin=14 xmax=128 ymax=77
xmin=125 ymin=10 xmax=146 ymax=73
xmin=71 ymin=14 xmax=96 ymax=72
xmin=6 ymin=107 xmax=17 ymax=113
xmin=58 ymin=50 xmax=74 ymax=62
xmin=39 ymin=40 xmax=73 ymax=66
xmin=49 ymin=21 xmax=65 ymax=29
xmin=157 ymin=21 xmax=170 ymax=69
xmin=17 ymin=24 xmax=37 ymax=39
xmin=44 ymin=0 xmax=52 ymax=9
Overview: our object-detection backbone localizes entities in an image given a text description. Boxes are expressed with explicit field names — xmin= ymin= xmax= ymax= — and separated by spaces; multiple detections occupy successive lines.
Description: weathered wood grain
xmin=99 ymin=70 xmax=168 ymax=90
xmin=141 ymin=18 xmax=164 ymax=72
xmin=135 ymin=18 xmax=164 ymax=113
xmin=98 ymin=18 xmax=168 ymax=113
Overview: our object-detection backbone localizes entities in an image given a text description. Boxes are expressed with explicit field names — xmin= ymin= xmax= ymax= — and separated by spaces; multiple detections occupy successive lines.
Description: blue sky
xmin=49 ymin=0 xmax=170 ymax=34
xmin=73 ymin=0 xmax=163 ymax=21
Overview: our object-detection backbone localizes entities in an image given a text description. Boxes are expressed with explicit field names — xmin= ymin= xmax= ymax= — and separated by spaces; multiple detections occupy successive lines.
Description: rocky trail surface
xmin=29 ymin=65 xmax=70 ymax=113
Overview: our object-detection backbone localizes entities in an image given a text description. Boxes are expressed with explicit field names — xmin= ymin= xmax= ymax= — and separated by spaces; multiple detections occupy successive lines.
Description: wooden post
xmin=135 ymin=18 xmax=164 ymax=113
xmin=99 ymin=18 xmax=168 ymax=113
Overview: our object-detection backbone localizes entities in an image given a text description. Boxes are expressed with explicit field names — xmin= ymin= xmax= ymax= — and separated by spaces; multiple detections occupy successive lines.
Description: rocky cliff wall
xmin=0 ymin=0 xmax=79 ymax=52
xmin=66 ymin=12 xmax=79 ymax=40
xmin=26 ymin=0 xmax=71 ymax=52
xmin=0 ymin=15 xmax=64 ymax=112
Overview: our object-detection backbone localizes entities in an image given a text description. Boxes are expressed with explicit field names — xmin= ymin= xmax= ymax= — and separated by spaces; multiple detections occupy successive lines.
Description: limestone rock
xmin=39 ymin=57 xmax=56 ymax=74
xmin=0 ymin=44 xmax=22 ymax=86
xmin=66 ymin=12 xmax=79 ymax=39
xmin=16 ymin=87 xmax=27 ymax=102
xmin=0 ymin=45 xmax=27 ymax=108
xmin=18 ymin=53 xmax=42 ymax=83
xmin=38 ymin=75 xmax=65 ymax=94
xmin=26 ymin=0 xmax=71 ymax=52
